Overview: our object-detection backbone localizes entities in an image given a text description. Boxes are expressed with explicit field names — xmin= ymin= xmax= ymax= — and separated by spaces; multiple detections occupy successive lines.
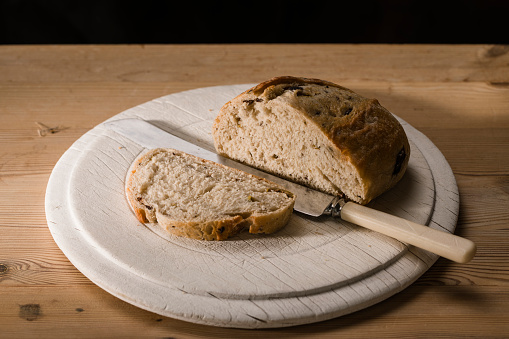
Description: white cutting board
xmin=45 ymin=84 xmax=459 ymax=328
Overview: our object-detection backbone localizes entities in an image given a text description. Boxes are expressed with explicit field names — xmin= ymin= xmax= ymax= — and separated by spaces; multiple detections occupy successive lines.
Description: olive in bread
xmin=212 ymin=76 xmax=410 ymax=205
xmin=126 ymin=148 xmax=295 ymax=241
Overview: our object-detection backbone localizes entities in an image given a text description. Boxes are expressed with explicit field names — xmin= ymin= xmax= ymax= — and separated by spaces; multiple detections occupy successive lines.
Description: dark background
xmin=1 ymin=0 xmax=508 ymax=44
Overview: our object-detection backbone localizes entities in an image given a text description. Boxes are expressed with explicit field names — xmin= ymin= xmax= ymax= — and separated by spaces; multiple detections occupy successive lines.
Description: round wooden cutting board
xmin=45 ymin=84 xmax=459 ymax=328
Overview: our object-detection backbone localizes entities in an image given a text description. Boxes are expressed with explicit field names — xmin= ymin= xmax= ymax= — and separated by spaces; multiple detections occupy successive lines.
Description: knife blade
xmin=103 ymin=118 xmax=476 ymax=263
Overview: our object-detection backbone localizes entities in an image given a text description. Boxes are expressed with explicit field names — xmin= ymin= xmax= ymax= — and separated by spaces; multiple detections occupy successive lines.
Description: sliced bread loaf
xmin=212 ymin=76 xmax=410 ymax=205
xmin=126 ymin=148 xmax=295 ymax=241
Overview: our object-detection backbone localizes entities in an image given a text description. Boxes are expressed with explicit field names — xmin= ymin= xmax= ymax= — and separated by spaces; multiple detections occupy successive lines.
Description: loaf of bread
xmin=125 ymin=148 xmax=295 ymax=241
xmin=212 ymin=76 xmax=410 ymax=205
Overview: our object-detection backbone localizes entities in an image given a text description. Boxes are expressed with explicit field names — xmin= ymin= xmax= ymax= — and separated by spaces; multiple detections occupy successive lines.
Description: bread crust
xmin=213 ymin=76 xmax=410 ymax=204
xmin=125 ymin=148 xmax=295 ymax=241
xmin=249 ymin=76 xmax=352 ymax=95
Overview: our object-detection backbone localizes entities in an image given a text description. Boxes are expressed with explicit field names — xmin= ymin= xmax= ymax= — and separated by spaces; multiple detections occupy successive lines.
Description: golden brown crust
xmin=248 ymin=76 xmax=352 ymax=95
xmin=314 ymin=96 xmax=410 ymax=202
xmin=157 ymin=214 xmax=246 ymax=241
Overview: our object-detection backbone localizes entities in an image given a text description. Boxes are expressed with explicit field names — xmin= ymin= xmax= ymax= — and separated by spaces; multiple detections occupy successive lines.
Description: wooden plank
xmin=1 ymin=81 xmax=508 ymax=131
xmin=1 ymin=285 xmax=507 ymax=338
xmin=0 ymin=175 xmax=49 ymax=228
xmin=355 ymin=82 xmax=509 ymax=129
xmin=0 ymin=44 xmax=508 ymax=84
xmin=0 ymin=226 xmax=90 ymax=286
xmin=419 ymin=128 xmax=509 ymax=175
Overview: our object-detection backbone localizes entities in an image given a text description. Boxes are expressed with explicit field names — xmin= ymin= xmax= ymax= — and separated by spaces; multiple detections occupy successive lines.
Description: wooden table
xmin=1 ymin=44 xmax=508 ymax=338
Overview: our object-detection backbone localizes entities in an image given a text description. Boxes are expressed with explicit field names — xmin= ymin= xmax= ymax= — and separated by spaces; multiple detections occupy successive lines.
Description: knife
xmin=104 ymin=118 xmax=476 ymax=263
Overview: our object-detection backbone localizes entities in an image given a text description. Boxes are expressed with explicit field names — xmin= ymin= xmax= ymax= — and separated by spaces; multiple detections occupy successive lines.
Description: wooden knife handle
xmin=340 ymin=202 xmax=476 ymax=263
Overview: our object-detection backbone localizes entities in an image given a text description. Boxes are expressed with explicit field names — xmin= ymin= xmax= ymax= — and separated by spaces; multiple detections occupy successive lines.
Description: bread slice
xmin=125 ymin=148 xmax=295 ymax=241
xmin=212 ymin=76 xmax=410 ymax=205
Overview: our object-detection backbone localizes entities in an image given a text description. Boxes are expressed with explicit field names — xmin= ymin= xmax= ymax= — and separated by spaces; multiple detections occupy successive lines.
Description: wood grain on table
xmin=0 ymin=44 xmax=508 ymax=338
